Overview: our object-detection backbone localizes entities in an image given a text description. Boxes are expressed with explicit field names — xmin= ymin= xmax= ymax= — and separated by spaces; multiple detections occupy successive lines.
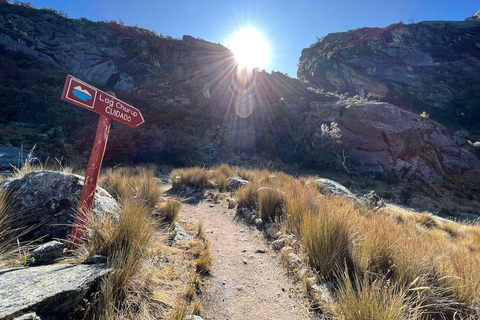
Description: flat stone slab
xmin=0 ymin=263 xmax=111 ymax=319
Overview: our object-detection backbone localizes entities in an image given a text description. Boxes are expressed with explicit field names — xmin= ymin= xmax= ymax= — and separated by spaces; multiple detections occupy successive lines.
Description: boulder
xmin=30 ymin=241 xmax=64 ymax=265
xmin=0 ymin=171 xmax=118 ymax=241
xmin=0 ymin=144 xmax=31 ymax=171
xmin=315 ymin=178 xmax=357 ymax=200
xmin=227 ymin=177 xmax=249 ymax=191
xmin=0 ymin=263 xmax=111 ymax=319
xmin=173 ymin=222 xmax=193 ymax=242
xmin=311 ymin=102 xmax=480 ymax=183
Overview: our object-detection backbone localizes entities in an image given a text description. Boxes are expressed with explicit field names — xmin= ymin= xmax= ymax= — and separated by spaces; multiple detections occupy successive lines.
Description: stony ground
xmin=180 ymin=200 xmax=312 ymax=320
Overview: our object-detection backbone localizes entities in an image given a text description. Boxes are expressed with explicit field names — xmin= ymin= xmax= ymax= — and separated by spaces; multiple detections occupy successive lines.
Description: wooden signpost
xmin=61 ymin=74 xmax=145 ymax=248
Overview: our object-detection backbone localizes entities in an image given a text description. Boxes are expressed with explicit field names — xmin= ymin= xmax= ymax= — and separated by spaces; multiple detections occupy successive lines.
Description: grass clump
xmin=170 ymin=298 xmax=190 ymax=320
xmin=101 ymin=166 xmax=161 ymax=208
xmin=301 ymin=209 xmax=353 ymax=279
xmin=171 ymin=167 xmax=210 ymax=191
xmin=215 ymin=173 xmax=228 ymax=192
xmin=192 ymin=299 xmax=204 ymax=316
xmin=235 ymin=183 xmax=258 ymax=209
xmin=196 ymin=222 xmax=205 ymax=240
xmin=89 ymin=199 xmax=154 ymax=316
xmin=196 ymin=243 xmax=212 ymax=275
xmin=257 ymin=187 xmax=286 ymax=222
xmin=325 ymin=271 xmax=422 ymax=320
xmin=0 ymin=190 xmax=14 ymax=260
xmin=0 ymin=189 xmax=37 ymax=267
xmin=159 ymin=199 xmax=181 ymax=223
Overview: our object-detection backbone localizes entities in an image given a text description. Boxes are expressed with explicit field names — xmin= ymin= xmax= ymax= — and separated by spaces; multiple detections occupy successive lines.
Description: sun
xmin=226 ymin=28 xmax=270 ymax=70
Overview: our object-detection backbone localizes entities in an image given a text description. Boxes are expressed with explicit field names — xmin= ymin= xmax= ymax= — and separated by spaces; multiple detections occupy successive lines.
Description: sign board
xmin=61 ymin=75 xmax=144 ymax=127
xmin=61 ymin=74 xmax=145 ymax=248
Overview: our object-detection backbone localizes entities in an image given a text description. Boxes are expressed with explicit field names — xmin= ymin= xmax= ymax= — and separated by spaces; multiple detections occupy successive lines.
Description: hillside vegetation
xmin=173 ymin=164 xmax=480 ymax=319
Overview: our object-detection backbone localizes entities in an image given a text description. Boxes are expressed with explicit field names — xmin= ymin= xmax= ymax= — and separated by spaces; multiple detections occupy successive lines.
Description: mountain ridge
xmin=298 ymin=15 xmax=480 ymax=133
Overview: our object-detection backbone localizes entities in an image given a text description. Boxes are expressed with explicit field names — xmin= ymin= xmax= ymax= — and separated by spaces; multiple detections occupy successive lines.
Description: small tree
xmin=321 ymin=122 xmax=350 ymax=172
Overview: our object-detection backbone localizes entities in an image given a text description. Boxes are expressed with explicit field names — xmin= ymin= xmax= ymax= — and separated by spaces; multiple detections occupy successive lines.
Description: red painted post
xmin=69 ymin=93 xmax=115 ymax=248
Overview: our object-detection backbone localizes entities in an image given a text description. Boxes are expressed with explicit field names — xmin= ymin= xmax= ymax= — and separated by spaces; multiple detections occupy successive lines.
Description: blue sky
xmin=29 ymin=0 xmax=479 ymax=77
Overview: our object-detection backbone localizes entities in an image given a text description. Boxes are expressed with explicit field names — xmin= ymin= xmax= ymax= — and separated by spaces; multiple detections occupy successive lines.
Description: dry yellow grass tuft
xmin=89 ymin=199 xmax=154 ymax=318
xmin=192 ymin=299 xmax=204 ymax=316
xmin=325 ymin=271 xmax=423 ymax=320
xmin=0 ymin=190 xmax=17 ymax=263
xmin=196 ymin=242 xmax=212 ymax=275
xmin=171 ymin=167 xmax=210 ymax=190
xmin=235 ymin=182 xmax=258 ymax=209
xmin=196 ymin=221 xmax=205 ymax=240
xmin=83 ymin=166 xmax=201 ymax=320
xmin=257 ymin=187 xmax=286 ymax=222
xmin=101 ymin=166 xmax=161 ymax=208
xmin=300 ymin=202 xmax=353 ymax=279
xmin=159 ymin=199 xmax=181 ymax=223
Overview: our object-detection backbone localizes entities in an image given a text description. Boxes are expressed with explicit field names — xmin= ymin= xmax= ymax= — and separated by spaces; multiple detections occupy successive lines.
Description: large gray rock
xmin=227 ymin=177 xmax=249 ymax=191
xmin=0 ymin=144 xmax=31 ymax=171
xmin=315 ymin=178 xmax=357 ymax=200
xmin=0 ymin=171 xmax=118 ymax=241
xmin=0 ymin=263 xmax=111 ymax=319
xmin=310 ymin=102 xmax=480 ymax=183
xmin=30 ymin=241 xmax=64 ymax=264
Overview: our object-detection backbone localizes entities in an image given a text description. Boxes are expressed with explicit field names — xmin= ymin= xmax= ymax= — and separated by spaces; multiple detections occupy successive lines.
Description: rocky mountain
xmin=0 ymin=2 xmax=479 ymax=185
xmin=298 ymin=14 xmax=480 ymax=133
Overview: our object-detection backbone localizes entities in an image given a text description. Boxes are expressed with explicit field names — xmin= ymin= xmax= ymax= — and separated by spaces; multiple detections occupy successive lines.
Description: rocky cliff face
xmin=0 ymin=2 xmax=479 ymax=184
xmin=307 ymin=99 xmax=480 ymax=182
xmin=298 ymin=15 xmax=480 ymax=132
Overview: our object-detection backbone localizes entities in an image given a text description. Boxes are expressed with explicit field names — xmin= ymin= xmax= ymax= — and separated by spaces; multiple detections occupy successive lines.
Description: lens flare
xmin=227 ymin=69 xmax=258 ymax=118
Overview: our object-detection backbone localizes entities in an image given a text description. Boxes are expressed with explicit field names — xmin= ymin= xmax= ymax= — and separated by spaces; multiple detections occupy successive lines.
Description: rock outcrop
xmin=298 ymin=16 xmax=480 ymax=131
xmin=0 ymin=263 xmax=111 ymax=319
xmin=0 ymin=171 xmax=118 ymax=241
xmin=309 ymin=101 xmax=480 ymax=183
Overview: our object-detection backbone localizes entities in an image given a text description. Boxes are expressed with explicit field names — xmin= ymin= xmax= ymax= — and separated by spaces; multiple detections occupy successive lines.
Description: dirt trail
xmin=180 ymin=200 xmax=312 ymax=320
